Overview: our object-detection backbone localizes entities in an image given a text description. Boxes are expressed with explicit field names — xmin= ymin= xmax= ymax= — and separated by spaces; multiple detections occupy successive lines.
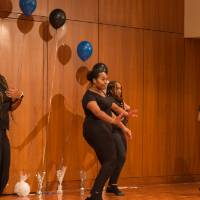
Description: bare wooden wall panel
xmin=143 ymin=0 xmax=184 ymax=33
xmin=143 ymin=30 xmax=184 ymax=176
xmin=99 ymin=0 xmax=143 ymax=28
xmin=183 ymin=39 xmax=200 ymax=175
xmin=99 ymin=24 xmax=144 ymax=177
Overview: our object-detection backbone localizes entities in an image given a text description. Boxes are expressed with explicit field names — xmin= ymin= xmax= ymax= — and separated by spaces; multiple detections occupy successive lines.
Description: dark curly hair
xmin=87 ymin=63 xmax=108 ymax=83
xmin=107 ymin=80 xmax=125 ymax=111
xmin=106 ymin=80 xmax=122 ymax=99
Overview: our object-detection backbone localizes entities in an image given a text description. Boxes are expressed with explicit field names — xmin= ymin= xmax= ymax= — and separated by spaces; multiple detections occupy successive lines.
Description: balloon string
xmin=17 ymin=34 xmax=25 ymax=88
xmin=49 ymin=29 xmax=58 ymax=112
xmin=43 ymin=29 xmax=58 ymax=170
xmin=41 ymin=29 xmax=51 ymax=171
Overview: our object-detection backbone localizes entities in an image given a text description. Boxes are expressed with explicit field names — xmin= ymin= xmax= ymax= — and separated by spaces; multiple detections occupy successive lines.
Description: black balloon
xmin=49 ymin=9 xmax=66 ymax=29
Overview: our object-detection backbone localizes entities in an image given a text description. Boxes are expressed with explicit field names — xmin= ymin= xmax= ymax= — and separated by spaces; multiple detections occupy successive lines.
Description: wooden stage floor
xmin=1 ymin=182 xmax=200 ymax=200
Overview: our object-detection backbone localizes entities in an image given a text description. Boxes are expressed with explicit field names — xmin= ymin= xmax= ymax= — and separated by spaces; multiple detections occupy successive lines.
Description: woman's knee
xmin=104 ymin=157 xmax=117 ymax=172
xmin=118 ymin=153 xmax=126 ymax=165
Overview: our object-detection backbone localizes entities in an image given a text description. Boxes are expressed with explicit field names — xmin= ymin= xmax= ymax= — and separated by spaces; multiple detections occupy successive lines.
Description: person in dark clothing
xmin=0 ymin=74 xmax=23 ymax=194
xmin=82 ymin=63 xmax=132 ymax=200
xmin=106 ymin=80 xmax=137 ymax=196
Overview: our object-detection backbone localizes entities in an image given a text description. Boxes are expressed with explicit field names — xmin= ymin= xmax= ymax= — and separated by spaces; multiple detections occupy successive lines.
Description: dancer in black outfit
xmin=106 ymin=80 xmax=137 ymax=196
xmin=0 ymin=74 xmax=23 ymax=194
xmin=82 ymin=63 xmax=133 ymax=200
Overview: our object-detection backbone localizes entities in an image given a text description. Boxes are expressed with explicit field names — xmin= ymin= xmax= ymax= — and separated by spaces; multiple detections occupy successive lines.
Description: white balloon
xmin=56 ymin=24 xmax=67 ymax=41
xmin=14 ymin=181 xmax=30 ymax=197
xmin=48 ymin=23 xmax=67 ymax=42
xmin=48 ymin=23 xmax=56 ymax=37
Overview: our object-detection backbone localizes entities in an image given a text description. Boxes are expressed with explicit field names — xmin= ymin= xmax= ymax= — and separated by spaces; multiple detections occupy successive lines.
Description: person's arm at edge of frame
xmin=9 ymin=91 xmax=24 ymax=111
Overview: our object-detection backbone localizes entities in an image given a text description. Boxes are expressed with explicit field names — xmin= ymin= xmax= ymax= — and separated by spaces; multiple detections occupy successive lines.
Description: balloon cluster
xmin=19 ymin=0 xmax=66 ymax=28
xmin=48 ymin=9 xmax=93 ymax=61
xmin=19 ymin=0 xmax=93 ymax=61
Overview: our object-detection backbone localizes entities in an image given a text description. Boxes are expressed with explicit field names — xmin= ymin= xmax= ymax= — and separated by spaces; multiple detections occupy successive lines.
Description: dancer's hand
xmin=113 ymin=114 xmax=132 ymax=139
xmin=124 ymin=102 xmax=130 ymax=111
xmin=6 ymin=88 xmax=23 ymax=101
xmin=114 ymin=113 xmax=124 ymax=125
xmin=122 ymin=126 xmax=132 ymax=139
xmin=128 ymin=109 xmax=138 ymax=118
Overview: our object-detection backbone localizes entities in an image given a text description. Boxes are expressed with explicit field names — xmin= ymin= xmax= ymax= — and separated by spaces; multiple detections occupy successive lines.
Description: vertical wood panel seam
xmin=141 ymin=29 xmax=144 ymax=177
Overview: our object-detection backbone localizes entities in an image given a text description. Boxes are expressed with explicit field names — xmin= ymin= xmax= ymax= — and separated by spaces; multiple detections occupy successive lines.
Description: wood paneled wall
xmin=1 ymin=0 xmax=200 ymax=194
xmin=0 ymin=17 xmax=46 ymax=192
xmin=183 ymin=39 xmax=200 ymax=174
xmin=143 ymin=0 xmax=184 ymax=33
xmin=46 ymin=20 xmax=99 ymax=190
xmin=143 ymin=31 xmax=184 ymax=176
xmin=99 ymin=25 xmax=144 ymax=177
xmin=99 ymin=0 xmax=143 ymax=28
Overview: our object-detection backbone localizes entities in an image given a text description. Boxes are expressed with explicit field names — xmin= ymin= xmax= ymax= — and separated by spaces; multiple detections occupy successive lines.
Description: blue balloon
xmin=19 ymin=0 xmax=37 ymax=16
xmin=77 ymin=41 xmax=93 ymax=61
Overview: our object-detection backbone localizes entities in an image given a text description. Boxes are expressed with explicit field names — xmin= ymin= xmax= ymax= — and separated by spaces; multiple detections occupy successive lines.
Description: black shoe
xmin=106 ymin=185 xmax=124 ymax=196
xmin=85 ymin=197 xmax=103 ymax=200
xmin=85 ymin=194 xmax=103 ymax=200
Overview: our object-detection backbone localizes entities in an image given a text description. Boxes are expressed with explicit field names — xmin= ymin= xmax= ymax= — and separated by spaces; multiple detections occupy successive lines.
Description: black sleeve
xmin=82 ymin=93 xmax=96 ymax=108
xmin=9 ymin=98 xmax=12 ymax=111
xmin=0 ymin=75 xmax=8 ymax=90
xmin=105 ymin=96 xmax=114 ymax=108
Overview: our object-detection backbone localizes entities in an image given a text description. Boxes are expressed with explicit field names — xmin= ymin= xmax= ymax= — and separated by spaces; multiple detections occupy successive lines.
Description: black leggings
xmin=108 ymin=129 xmax=127 ymax=185
xmin=83 ymin=121 xmax=117 ymax=195
xmin=0 ymin=129 xmax=10 ymax=193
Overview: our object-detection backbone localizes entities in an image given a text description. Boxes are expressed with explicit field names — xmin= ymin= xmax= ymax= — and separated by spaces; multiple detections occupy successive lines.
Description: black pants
xmin=108 ymin=128 xmax=127 ymax=185
xmin=0 ymin=129 xmax=10 ymax=193
xmin=83 ymin=120 xmax=117 ymax=195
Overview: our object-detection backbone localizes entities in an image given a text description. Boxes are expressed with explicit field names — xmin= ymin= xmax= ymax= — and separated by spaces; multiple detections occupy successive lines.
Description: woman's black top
xmin=107 ymin=96 xmax=128 ymax=126
xmin=0 ymin=75 xmax=12 ymax=130
xmin=82 ymin=90 xmax=112 ymax=119
xmin=82 ymin=90 xmax=113 ymax=138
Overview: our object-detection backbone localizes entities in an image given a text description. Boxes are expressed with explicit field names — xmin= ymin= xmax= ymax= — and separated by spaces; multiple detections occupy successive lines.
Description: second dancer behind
xmin=106 ymin=80 xmax=137 ymax=196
